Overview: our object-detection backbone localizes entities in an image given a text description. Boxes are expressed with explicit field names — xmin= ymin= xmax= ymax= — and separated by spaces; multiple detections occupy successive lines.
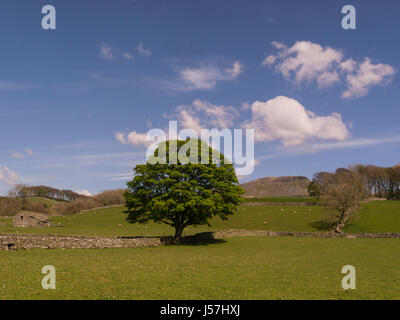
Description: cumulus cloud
xmin=171 ymin=99 xmax=239 ymax=133
xmin=342 ymin=58 xmax=396 ymax=98
xmin=138 ymin=42 xmax=152 ymax=57
xmin=115 ymin=100 xmax=239 ymax=147
xmin=115 ymin=131 xmax=152 ymax=147
xmin=264 ymin=41 xmax=343 ymax=86
xmin=244 ymin=96 xmax=349 ymax=146
xmin=178 ymin=61 xmax=244 ymax=90
xmin=116 ymin=97 xmax=349 ymax=149
xmin=99 ymin=43 xmax=114 ymax=60
xmin=114 ymin=132 xmax=126 ymax=144
xmin=74 ymin=189 xmax=93 ymax=197
xmin=263 ymin=41 xmax=395 ymax=98
xmin=0 ymin=166 xmax=19 ymax=185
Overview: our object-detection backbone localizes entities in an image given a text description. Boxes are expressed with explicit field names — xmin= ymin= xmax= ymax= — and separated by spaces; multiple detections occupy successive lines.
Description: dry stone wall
xmin=1 ymin=230 xmax=399 ymax=251
xmin=0 ymin=234 xmax=164 ymax=251
xmin=242 ymin=202 xmax=320 ymax=206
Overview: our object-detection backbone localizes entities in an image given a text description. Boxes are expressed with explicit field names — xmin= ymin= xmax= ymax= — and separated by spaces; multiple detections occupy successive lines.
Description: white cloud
xmin=342 ymin=58 xmax=396 ymax=98
xmin=115 ymin=100 xmax=239 ymax=147
xmin=340 ymin=58 xmax=356 ymax=73
xmin=9 ymin=149 xmax=33 ymax=158
xmin=264 ymin=41 xmax=395 ymax=98
xmin=99 ymin=43 xmax=114 ymax=60
xmin=266 ymin=18 xmax=278 ymax=24
xmin=0 ymin=82 xmax=35 ymax=90
xmin=225 ymin=61 xmax=243 ymax=79
xmin=116 ymin=97 xmax=349 ymax=150
xmin=0 ymin=166 xmax=19 ymax=185
xmin=109 ymin=173 xmax=132 ymax=181
xmin=180 ymin=66 xmax=220 ymax=90
xmin=178 ymin=61 xmax=244 ymax=90
xmin=266 ymin=41 xmax=343 ymax=85
xmin=244 ymin=96 xmax=349 ymax=146
xmin=74 ymin=189 xmax=93 ymax=197
xmin=126 ymin=131 xmax=149 ymax=146
xmin=271 ymin=41 xmax=287 ymax=50
xmin=10 ymin=151 xmax=24 ymax=159
xmin=138 ymin=42 xmax=152 ymax=57
xmin=114 ymin=132 xmax=126 ymax=144
xmin=122 ymin=52 xmax=134 ymax=61
xmin=317 ymin=71 xmax=340 ymax=88
xmin=115 ymin=131 xmax=152 ymax=147
xmin=25 ymin=148 xmax=33 ymax=156
xmin=312 ymin=136 xmax=400 ymax=150
xmin=262 ymin=55 xmax=277 ymax=66
xmin=172 ymin=99 xmax=239 ymax=133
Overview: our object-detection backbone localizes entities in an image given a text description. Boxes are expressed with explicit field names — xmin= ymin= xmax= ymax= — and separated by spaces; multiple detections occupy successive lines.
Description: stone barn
xmin=13 ymin=212 xmax=52 ymax=228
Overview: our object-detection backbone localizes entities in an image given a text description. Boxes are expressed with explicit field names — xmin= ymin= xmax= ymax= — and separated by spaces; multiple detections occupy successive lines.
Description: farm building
xmin=12 ymin=212 xmax=52 ymax=228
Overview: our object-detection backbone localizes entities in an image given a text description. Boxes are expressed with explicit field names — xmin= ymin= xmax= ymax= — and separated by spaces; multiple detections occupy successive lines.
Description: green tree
xmin=124 ymin=139 xmax=244 ymax=241
xmin=317 ymin=169 xmax=367 ymax=233
xmin=307 ymin=180 xmax=320 ymax=198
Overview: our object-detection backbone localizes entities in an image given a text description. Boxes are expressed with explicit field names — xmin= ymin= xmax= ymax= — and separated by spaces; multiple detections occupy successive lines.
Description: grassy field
xmin=26 ymin=197 xmax=63 ymax=207
xmin=0 ymin=201 xmax=400 ymax=236
xmin=344 ymin=200 xmax=400 ymax=233
xmin=0 ymin=237 xmax=399 ymax=299
xmin=0 ymin=205 xmax=330 ymax=237
xmin=0 ymin=200 xmax=398 ymax=300
xmin=0 ymin=200 xmax=399 ymax=236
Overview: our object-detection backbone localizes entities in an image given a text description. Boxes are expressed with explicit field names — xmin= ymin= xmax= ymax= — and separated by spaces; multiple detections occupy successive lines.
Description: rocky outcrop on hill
xmin=241 ymin=176 xmax=310 ymax=198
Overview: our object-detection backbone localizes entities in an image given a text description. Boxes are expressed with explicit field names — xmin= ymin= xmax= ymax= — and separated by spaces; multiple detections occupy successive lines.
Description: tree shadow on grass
xmin=309 ymin=220 xmax=336 ymax=232
xmin=180 ymin=239 xmax=227 ymax=246
xmin=118 ymin=232 xmax=227 ymax=246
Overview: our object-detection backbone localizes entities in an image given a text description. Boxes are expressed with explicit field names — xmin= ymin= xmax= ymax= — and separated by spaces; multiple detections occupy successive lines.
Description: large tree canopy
xmin=124 ymin=139 xmax=244 ymax=240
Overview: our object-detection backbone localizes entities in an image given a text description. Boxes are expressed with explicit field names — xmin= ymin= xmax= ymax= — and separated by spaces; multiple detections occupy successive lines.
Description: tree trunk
xmin=334 ymin=210 xmax=346 ymax=233
xmin=173 ymin=225 xmax=184 ymax=243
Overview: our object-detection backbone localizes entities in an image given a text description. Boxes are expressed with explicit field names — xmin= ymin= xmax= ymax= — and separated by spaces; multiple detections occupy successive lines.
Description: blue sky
xmin=0 ymin=0 xmax=399 ymax=195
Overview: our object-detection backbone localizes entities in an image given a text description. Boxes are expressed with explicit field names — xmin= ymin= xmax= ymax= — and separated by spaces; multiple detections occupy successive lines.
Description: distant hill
xmin=241 ymin=176 xmax=311 ymax=198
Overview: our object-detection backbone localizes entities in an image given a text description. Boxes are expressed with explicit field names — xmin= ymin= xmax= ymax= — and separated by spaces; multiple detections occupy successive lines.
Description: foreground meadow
xmin=1 ymin=200 xmax=398 ymax=300
xmin=0 ymin=237 xmax=399 ymax=300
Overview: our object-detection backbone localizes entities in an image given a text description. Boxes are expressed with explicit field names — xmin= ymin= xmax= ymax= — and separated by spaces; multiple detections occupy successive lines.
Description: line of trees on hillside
xmin=309 ymin=164 xmax=400 ymax=200
xmin=355 ymin=164 xmax=400 ymax=200
xmin=8 ymin=185 xmax=87 ymax=202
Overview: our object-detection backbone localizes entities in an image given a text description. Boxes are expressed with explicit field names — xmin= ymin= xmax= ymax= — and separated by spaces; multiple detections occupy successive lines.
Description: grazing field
xmin=26 ymin=197 xmax=63 ymax=207
xmin=0 ymin=205 xmax=329 ymax=237
xmin=344 ymin=201 xmax=400 ymax=233
xmin=0 ymin=200 xmax=398 ymax=300
xmin=0 ymin=200 xmax=399 ymax=237
xmin=0 ymin=237 xmax=399 ymax=300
